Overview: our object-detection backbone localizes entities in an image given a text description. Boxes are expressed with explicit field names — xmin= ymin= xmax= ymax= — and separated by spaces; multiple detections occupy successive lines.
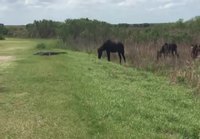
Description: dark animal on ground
xmin=97 ymin=40 xmax=126 ymax=64
xmin=157 ymin=43 xmax=179 ymax=60
xmin=191 ymin=44 xmax=200 ymax=59
xmin=34 ymin=51 xmax=66 ymax=56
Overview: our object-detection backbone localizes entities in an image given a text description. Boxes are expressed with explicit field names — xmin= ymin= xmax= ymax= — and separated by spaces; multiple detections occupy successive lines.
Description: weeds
xmin=36 ymin=43 xmax=46 ymax=49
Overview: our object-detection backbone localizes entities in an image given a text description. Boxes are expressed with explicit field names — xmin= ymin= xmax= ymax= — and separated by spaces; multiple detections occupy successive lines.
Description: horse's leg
xmin=175 ymin=50 xmax=179 ymax=58
xmin=118 ymin=52 xmax=122 ymax=64
xmin=106 ymin=51 xmax=110 ymax=61
xmin=164 ymin=53 xmax=166 ymax=59
xmin=122 ymin=52 xmax=126 ymax=63
xmin=173 ymin=50 xmax=178 ymax=58
xmin=171 ymin=51 xmax=175 ymax=57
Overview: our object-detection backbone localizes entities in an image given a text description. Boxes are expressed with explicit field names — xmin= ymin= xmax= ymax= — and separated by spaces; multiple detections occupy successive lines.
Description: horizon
xmin=2 ymin=16 xmax=198 ymax=26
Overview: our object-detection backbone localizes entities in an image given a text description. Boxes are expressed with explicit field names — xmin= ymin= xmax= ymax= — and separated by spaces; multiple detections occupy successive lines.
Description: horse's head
xmin=97 ymin=48 xmax=102 ymax=59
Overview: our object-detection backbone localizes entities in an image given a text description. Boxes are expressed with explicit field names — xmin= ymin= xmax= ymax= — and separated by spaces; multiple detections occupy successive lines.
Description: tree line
xmin=3 ymin=16 xmax=200 ymax=46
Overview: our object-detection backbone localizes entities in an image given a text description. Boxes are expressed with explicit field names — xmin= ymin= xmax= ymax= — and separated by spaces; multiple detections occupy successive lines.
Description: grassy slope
xmin=0 ymin=38 xmax=200 ymax=139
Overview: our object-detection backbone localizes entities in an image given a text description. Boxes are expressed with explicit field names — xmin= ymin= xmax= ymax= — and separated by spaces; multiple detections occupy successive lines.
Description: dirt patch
xmin=0 ymin=56 xmax=15 ymax=63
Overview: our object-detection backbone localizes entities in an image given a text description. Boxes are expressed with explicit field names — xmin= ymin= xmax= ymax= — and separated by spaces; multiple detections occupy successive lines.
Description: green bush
xmin=36 ymin=43 xmax=46 ymax=49
xmin=0 ymin=34 xmax=5 ymax=40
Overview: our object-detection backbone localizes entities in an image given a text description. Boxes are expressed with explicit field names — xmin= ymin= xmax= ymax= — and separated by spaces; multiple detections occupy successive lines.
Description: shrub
xmin=36 ymin=43 xmax=46 ymax=49
xmin=0 ymin=34 xmax=5 ymax=40
xmin=176 ymin=76 xmax=186 ymax=84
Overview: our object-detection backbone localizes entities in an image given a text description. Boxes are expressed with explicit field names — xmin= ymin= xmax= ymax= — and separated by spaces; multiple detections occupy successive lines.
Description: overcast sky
xmin=0 ymin=0 xmax=199 ymax=25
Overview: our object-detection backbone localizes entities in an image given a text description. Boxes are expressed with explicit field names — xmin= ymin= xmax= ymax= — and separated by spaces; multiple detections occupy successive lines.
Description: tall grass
xmin=60 ymin=38 xmax=200 ymax=94
xmin=125 ymin=41 xmax=200 ymax=93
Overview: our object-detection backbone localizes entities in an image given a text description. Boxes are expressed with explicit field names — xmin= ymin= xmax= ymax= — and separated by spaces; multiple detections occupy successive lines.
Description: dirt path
xmin=0 ymin=56 xmax=14 ymax=63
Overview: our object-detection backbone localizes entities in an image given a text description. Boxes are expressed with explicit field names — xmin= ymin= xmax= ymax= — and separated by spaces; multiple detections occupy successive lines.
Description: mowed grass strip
xmin=0 ymin=39 xmax=200 ymax=139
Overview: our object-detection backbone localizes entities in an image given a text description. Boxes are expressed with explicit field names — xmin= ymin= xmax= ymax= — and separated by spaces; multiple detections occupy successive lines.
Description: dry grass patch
xmin=0 ymin=56 xmax=15 ymax=63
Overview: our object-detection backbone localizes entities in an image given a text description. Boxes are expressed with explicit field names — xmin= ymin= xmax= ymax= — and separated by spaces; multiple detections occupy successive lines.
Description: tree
xmin=0 ymin=24 xmax=7 ymax=40
xmin=26 ymin=20 xmax=61 ymax=38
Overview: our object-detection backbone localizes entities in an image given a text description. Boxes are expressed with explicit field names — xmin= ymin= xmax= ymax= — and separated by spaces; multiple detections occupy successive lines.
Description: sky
xmin=0 ymin=0 xmax=199 ymax=25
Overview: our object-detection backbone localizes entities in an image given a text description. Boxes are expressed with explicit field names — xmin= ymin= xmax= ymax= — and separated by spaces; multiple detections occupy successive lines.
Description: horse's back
xmin=163 ymin=43 xmax=177 ymax=51
xmin=104 ymin=41 xmax=124 ymax=53
xmin=169 ymin=43 xmax=177 ymax=49
xmin=117 ymin=42 xmax=124 ymax=47
xmin=117 ymin=42 xmax=124 ymax=52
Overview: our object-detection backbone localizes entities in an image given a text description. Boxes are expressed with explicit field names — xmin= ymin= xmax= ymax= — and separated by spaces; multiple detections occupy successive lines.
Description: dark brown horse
xmin=98 ymin=40 xmax=126 ymax=64
xmin=191 ymin=44 xmax=200 ymax=59
xmin=157 ymin=43 xmax=179 ymax=60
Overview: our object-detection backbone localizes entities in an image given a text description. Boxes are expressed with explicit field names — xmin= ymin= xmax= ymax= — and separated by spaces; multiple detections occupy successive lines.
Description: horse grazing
xmin=97 ymin=40 xmax=126 ymax=64
xmin=191 ymin=44 xmax=200 ymax=59
xmin=157 ymin=43 xmax=179 ymax=60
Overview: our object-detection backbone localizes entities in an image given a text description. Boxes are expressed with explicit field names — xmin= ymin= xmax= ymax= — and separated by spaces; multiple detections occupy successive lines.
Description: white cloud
xmin=160 ymin=2 xmax=185 ymax=9
xmin=0 ymin=6 xmax=8 ymax=11
xmin=24 ymin=0 xmax=57 ymax=6
xmin=24 ymin=0 xmax=33 ymax=5
xmin=117 ymin=0 xmax=146 ymax=7
xmin=147 ymin=0 xmax=190 ymax=11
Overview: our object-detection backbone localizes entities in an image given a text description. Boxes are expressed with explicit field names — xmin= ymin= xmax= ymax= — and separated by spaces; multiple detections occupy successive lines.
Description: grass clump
xmin=36 ymin=43 xmax=46 ymax=49
xmin=0 ymin=34 xmax=5 ymax=40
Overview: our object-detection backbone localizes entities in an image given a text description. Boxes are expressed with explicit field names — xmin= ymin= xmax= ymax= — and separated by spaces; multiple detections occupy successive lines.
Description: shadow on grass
xmin=34 ymin=51 xmax=67 ymax=56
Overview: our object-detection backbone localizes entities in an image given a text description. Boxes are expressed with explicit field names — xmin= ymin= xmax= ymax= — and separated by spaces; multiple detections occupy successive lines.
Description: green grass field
xmin=0 ymin=38 xmax=200 ymax=139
